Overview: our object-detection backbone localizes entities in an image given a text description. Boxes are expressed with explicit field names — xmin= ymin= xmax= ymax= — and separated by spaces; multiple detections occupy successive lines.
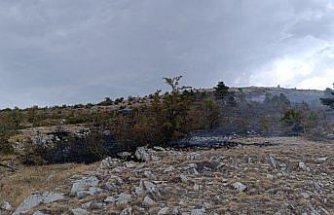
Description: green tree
xmin=320 ymin=83 xmax=334 ymax=109
xmin=214 ymin=81 xmax=229 ymax=101
xmin=282 ymin=108 xmax=304 ymax=135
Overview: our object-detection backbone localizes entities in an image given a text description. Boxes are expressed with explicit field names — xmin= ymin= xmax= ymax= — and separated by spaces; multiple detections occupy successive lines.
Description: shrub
xmin=21 ymin=128 xmax=108 ymax=165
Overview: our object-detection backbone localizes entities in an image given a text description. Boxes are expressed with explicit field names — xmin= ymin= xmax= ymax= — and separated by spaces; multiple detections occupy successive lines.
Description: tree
xmin=320 ymin=83 xmax=334 ymax=109
xmin=282 ymin=108 xmax=304 ymax=135
xmin=214 ymin=81 xmax=229 ymax=101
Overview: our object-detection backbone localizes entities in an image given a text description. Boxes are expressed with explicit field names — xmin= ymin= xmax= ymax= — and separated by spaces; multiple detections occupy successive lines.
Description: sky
xmin=0 ymin=0 xmax=334 ymax=107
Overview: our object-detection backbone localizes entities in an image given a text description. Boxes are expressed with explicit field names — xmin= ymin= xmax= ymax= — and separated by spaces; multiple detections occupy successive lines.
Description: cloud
xmin=0 ymin=0 xmax=333 ymax=107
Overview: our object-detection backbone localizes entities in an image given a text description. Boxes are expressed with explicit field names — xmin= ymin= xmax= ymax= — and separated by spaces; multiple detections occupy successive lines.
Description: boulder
xmin=120 ymin=207 xmax=132 ymax=215
xmin=191 ymin=208 xmax=205 ymax=215
xmin=14 ymin=192 xmax=64 ymax=214
xmin=33 ymin=211 xmax=50 ymax=215
xmin=158 ymin=207 xmax=170 ymax=215
xmin=0 ymin=201 xmax=12 ymax=211
xmin=299 ymin=161 xmax=310 ymax=172
xmin=70 ymin=176 xmax=99 ymax=197
xmin=115 ymin=193 xmax=132 ymax=206
xmin=135 ymin=147 xmax=159 ymax=162
xmin=232 ymin=182 xmax=247 ymax=192
xmin=142 ymin=196 xmax=155 ymax=207
xmin=99 ymin=157 xmax=121 ymax=170
xmin=71 ymin=208 xmax=89 ymax=215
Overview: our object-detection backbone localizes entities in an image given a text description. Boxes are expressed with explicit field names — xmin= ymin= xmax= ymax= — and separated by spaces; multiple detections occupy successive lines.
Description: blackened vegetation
xmin=1 ymin=77 xmax=334 ymax=165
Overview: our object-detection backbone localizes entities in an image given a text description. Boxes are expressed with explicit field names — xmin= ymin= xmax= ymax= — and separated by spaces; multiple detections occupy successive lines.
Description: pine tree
xmin=320 ymin=83 xmax=334 ymax=109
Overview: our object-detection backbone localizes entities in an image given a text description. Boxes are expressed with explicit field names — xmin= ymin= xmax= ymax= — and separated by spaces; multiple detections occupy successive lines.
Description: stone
xmin=269 ymin=154 xmax=278 ymax=168
xmin=0 ymin=201 xmax=12 ymax=211
xmin=301 ymin=192 xmax=310 ymax=199
xmin=77 ymin=188 xmax=103 ymax=199
xmin=135 ymin=186 xmax=145 ymax=196
xmin=299 ymin=161 xmax=310 ymax=172
xmin=42 ymin=192 xmax=64 ymax=204
xmin=14 ymin=192 xmax=64 ymax=214
xmin=191 ymin=208 xmax=205 ymax=215
xmin=163 ymin=166 xmax=175 ymax=173
xmin=117 ymin=152 xmax=132 ymax=159
xmin=120 ymin=207 xmax=132 ymax=215
xmin=14 ymin=193 xmax=42 ymax=214
xmin=139 ymin=180 xmax=161 ymax=199
xmin=186 ymin=153 xmax=201 ymax=160
xmin=193 ymin=184 xmax=200 ymax=191
xmin=115 ymin=193 xmax=132 ymax=205
xmin=99 ymin=157 xmax=121 ymax=170
xmin=71 ymin=208 xmax=89 ymax=215
xmin=158 ymin=207 xmax=170 ymax=215
xmin=233 ymin=182 xmax=247 ymax=192
xmin=33 ymin=211 xmax=50 ymax=215
xmin=124 ymin=161 xmax=137 ymax=168
xmin=104 ymin=196 xmax=116 ymax=204
xmin=317 ymin=157 xmax=328 ymax=162
xmin=178 ymin=174 xmax=188 ymax=183
xmin=142 ymin=196 xmax=156 ymax=207
xmin=70 ymin=176 xmax=99 ymax=197
xmin=153 ymin=146 xmax=166 ymax=151
xmin=144 ymin=170 xmax=156 ymax=179
xmin=267 ymin=174 xmax=274 ymax=180
xmin=81 ymin=201 xmax=92 ymax=209
xmin=135 ymin=147 xmax=158 ymax=162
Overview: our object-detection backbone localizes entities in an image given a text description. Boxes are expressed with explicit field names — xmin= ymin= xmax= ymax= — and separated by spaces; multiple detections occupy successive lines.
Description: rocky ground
xmin=1 ymin=136 xmax=334 ymax=215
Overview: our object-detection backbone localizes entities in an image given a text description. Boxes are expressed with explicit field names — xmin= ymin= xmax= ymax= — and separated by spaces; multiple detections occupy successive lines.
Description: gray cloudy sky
xmin=0 ymin=0 xmax=334 ymax=107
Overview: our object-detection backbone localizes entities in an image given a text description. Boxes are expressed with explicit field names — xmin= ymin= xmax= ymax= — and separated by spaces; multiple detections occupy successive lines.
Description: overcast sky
xmin=0 ymin=0 xmax=333 ymax=107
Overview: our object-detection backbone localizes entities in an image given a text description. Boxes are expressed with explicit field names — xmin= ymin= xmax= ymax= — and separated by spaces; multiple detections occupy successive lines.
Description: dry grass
xmin=0 ymin=162 xmax=99 ymax=207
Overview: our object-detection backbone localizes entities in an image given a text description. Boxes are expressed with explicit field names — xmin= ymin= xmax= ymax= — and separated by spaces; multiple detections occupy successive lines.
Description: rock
xmin=138 ymin=180 xmax=161 ymax=199
xmin=186 ymin=153 xmax=201 ymax=161
xmin=232 ymin=182 xmax=247 ymax=192
xmin=153 ymin=146 xmax=166 ymax=151
xmin=77 ymin=187 xmax=103 ymax=198
xmin=135 ymin=147 xmax=159 ymax=162
xmin=104 ymin=196 xmax=115 ymax=204
xmin=299 ymin=161 xmax=310 ymax=172
xmin=301 ymin=192 xmax=310 ymax=199
xmin=105 ymin=193 xmax=132 ymax=205
xmin=317 ymin=157 xmax=328 ymax=162
xmin=99 ymin=157 xmax=121 ymax=170
xmin=178 ymin=175 xmax=188 ymax=183
xmin=267 ymin=174 xmax=274 ymax=180
xmin=90 ymin=202 xmax=104 ymax=210
xmin=124 ymin=161 xmax=137 ymax=168
xmin=33 ymin=211 xmax=50 ymax=215
xmin=81 ymin=201 xmax=92 ymax=209
xmin=191 ymin=208 xmax=205 ymax=215
xmin=269 ymin=154 xmax=278 ymax=168
xmin=173 ymin=207 xmax=181 ymax=215
xmin=163 ymin=166 xmax=175 ymax=173
xmin=42 ymin=192 xmax=64 ymax=204
xmin=135 ymin=186 xmax=145 ymax=196
xmin=70 ymin=176 xmax=99 ymax=197
xmin=0 ymin=201 xmax=12 ymax=211
xmin=120 ymin=207 xmax=132 ymax=215
xmin=14 ymin=192 xmax=64 ymax=214
xmin=115 ymin=193 xmax=132 ymax=205
xmin=142 ymin=196 xmax=156 ymax=207
xmin=193 ymin=184 xmax=200 ymax=191
xmin=118 ymin=151 xmax=132 ymax=159
xmin=158 ymin=207 xmax=170 ymax=215
xmin=144 ymin=170 xmax=157 ymax=179
xmin=14 ymin=193 xmax=42 ymax=214
xmin=71 ymin=208 xmax=89 ymax=215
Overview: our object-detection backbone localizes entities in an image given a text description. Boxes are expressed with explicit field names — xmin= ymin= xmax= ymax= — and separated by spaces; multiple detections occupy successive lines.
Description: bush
xmin=21 ymin=129 xmax=108 ymax=165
